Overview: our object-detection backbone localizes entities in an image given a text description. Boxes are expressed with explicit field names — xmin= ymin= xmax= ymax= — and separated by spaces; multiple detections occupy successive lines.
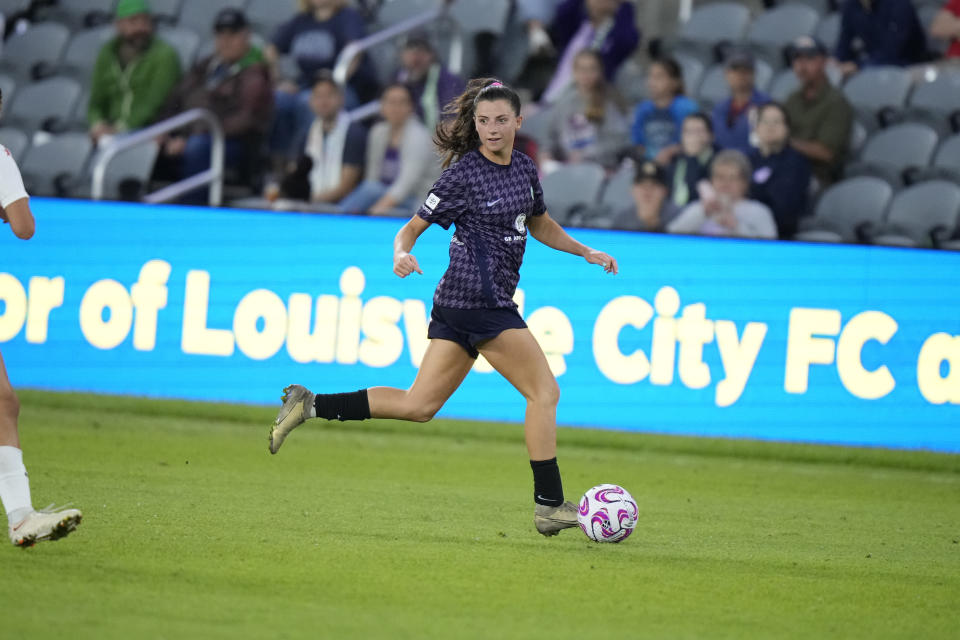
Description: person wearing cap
xmin=87 ymin=0 xmax=181 ymax=144
xmin=157 ymin=7 xmax=273 ymax=201
xmin=667 ymin=149 xmax=778 ymax=240
xmin=783 ymin=36 xmax=853 ymax=187
xmin=836 ymin=0 xmax=928 ymax=77
xmin=711 ymin=49 xmax=769 ymax=155
xmin=612 ymin=160 xmax=681 ymax=232
xmin=394 ymin=34 xmax=465 ymax=133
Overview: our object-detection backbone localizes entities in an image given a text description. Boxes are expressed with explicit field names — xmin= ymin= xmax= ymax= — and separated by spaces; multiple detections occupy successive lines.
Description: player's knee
xmin=530 ymin=379 xmax=560 ymax=407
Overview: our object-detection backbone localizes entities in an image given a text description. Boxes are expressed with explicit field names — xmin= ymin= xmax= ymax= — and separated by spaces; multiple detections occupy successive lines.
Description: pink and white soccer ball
xmin=577 ymin=484 xmax=638 ymax=543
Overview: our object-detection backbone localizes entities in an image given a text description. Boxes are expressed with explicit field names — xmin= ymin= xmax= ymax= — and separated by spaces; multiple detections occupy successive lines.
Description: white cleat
xmin=10 ymin=506 xmax=82 ymax=547
xmin=269 ymin=384 xmax=314 ymax=454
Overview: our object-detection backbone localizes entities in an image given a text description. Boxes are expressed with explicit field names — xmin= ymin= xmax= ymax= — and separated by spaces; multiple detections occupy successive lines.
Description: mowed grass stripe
xmin=1 ymin=391 xmax=957 ymax=639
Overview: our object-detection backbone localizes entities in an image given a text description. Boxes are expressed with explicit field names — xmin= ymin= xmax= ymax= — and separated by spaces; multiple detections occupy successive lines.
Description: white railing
xmin=91 ymin=108 xmax=224 ymax=206
xmin=334 ymin=2 xmax=463 ymax=122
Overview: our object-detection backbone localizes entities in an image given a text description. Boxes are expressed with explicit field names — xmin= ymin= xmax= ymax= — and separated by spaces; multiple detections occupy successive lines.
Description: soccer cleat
xmin=9 ymin=505 xmax=82 ymax=548
xmin=269 ymin=384 xmax=314 ymax=454
xmin=534 ymin=500 xmax=579 ymax=537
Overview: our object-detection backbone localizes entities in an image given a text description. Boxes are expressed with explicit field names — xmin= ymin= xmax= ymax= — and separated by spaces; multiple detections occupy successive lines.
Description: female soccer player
xmin=269 ymin=79 xmax=618 ymax=536
xmin=0 ymin=90 xmax=83 ymax=547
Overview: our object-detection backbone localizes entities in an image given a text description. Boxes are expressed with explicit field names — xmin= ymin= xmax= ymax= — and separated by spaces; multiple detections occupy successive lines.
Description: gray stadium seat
xmin=541 ymin=162 xmax=605 ymax=225
xmin=159 ymin=26 xmax=201 ymax=71
xmin=0 ymin=73 xmax=16 ymax=107
xmin=450 ymin=0 xmax=510 ymax=35
xmin=842 ymin=66 xmax=913 ymax=126
xmin=614 ymin=58 xmax=647 ymax=104
xmin=696 ymin=61 xmax=774 ymax=108
xmin=0 ymin=0 xmax=30 ymax=13
xmin=19 ymin=132 xmax=93 ymax=196
xmin=678 ymin=3 xmax=751 ymax=47
xmin=376 ymin=0 xmax=440 ymax=28
xmin=519 ymin=106 xmax=551 ymax=146
xmin=246 ymin=0 xmax=297 ymax=39
xmin=60 ymin=25 xmax=115 ymax=79
xmin=0 ymin=126 xmax=29 ymax=159
xmin=911 ymin=134 xmax=960 ymax=184
xmin=672 ymin=50 xmax=706 ymax=99
xmin=149 ymin=0 xmax=182 ymax=24
xmin=599 ymin=163 xmax=634 ymax=215
xmin=178 ymin=0 xmax=247 ymax=35
xmin=745 ymin=4 xmax=820 ymax=65
xmin=794 ymin=176 xmax=893 ymax=243
xmin=4 ymin=76 xmax=82 ymax=133
xmin=0 ymin=22 xmax=71 ymax=81
xmin=814 ymin=12 xmax=842 ymax=52
xmin=768 ymin=68 xmax=799 ymax=102
xmin=79 ymin=140 xmax=159 ymax=200
xmin=845 ymin=122 xmax=939 ymax=186
xmin=905 ymin=71 xmax=960 ymax=129
xmin=69 ymin=89 xmax=90 ymax=131
xmin=872 ymin=181 xmax=960 ymax=247
xmin=44 ymin=0 xmax=116 ymax=28
xmin=847 ymin=117 xmax=868 ymax=160
xmin=782 ymin=0 xmax=830 ymax=13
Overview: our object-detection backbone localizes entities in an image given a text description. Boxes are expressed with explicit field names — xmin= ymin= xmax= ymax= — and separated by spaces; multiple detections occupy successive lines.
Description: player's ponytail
xmin=434 ymin=78 xmax=521 ymax=168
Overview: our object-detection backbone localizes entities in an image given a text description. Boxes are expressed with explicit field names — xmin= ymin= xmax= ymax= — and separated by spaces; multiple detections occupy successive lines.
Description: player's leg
xmin=0 ymin=352 xmax=81 ymax=547
xmin=477 ymin=328 xmax=578 ymax=536
xmin=269 ymin=339 xmax=474 ymax=453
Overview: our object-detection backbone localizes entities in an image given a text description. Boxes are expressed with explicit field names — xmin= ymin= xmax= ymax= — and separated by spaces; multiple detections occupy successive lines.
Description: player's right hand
xmin=393 ymin=252 xmax=423 ymax=278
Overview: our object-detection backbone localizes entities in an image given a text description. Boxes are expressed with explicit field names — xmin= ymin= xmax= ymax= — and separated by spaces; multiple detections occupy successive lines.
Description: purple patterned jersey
xmin=417 ymin=149 xmax=546 ymax=309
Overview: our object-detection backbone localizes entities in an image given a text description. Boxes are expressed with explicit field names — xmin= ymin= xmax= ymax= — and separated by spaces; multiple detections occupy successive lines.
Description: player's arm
xmin=527 ymin=211 xmax=618 ymax=274
xmin=393 ymin=215 xmax=430 ymax=278
xmin=1 ymin=198 xmax=35 ymax=240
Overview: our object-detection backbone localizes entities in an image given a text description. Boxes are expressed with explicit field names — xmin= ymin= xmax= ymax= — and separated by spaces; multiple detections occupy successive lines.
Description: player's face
xmin=380 ymin=86 xmax=413 ymax=126
xmin=474 ymin=99 xmax=521 ymax=157
xmin=711 ymin=162 xmax=748 ymax=201
xmin=310 ymin=82 xmax=343 ymax=119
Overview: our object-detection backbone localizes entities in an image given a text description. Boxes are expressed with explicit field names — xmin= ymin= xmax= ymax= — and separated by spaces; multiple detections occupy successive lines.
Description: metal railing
xmin=91 ymin=108 xmax=224 ymax=206
xmin=334 ymin=3 xmax=463 ymax=122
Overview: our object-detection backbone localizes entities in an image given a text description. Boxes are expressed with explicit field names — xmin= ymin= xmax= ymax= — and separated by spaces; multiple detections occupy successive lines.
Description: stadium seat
xmin=0 ymin=126 xmax=29 ymax=159
xmin=79 ymin=140 xmax=160 ymax=200
xmin=872 ymin=180 xmax=960 ymax=247
xmin=696 ymin=61 xmax=774 ymax=109
xmin=449 ymin=0 xmax=510 ymax=35
xmin=177 ymin=0 xmax=247 ymax=36
xmin=59 ymin=25 xmax=115 ymax=79
xmin=541 ymin=162 xmax=605 ymax=225
xmin=745 ymin=4 xmax=820 ymax=67
xmin=0 ymin=0 xmax=30 ymax=14
xmin=672 ymin=49 xmax=706 ymax=99
xmin=159 ymin=26 xmax=201 ymax=72
xmin=19 ymin=132 xmax=93 ymax=197
xmin=614 ymin=58 xmax=648 ymax=105
xmin=69 ymin=89 xmax=90 ymax=131
xmin=520 ymin=106 xmax=550 ymax=146
xmin=3 ymin=76 xmax=82 ymax=133
xmin=0 ymin=22 xmax=71 ymax=81
xmin=598 ymin=163 xmax=634 ymax=215
xmin=910 ymin=134 xmax=960 ymax=185
xmin=845 ymin=122 xmax=939 ymax=186
xmin=246 ymin=0 xmax=297 ymax=40
xmin=149 ymin=0 xmax=182 ymax=24
xmin=375 ymin=0 xmax=440 ymax=28
xmin=842 ymin=67 xmax=913 ymax=127
xmin=794 ymin=176 xmax=893 ymax=243
xmin=0 ymin=72 xmax=17 ymax=107
xmin=678 ymin=3 xmax=751 ymax=48
xmin=814 ymin=12 xmax=842 ymax=52
xmin=782 ymin=0 xmax=830 ymax=13
xmin=768 ymin=68 xmax=799 ymax=102
xmin=847 ymin=117 xmax=869 ymax=160
xmin=43 ymin=0 xmax=116 ymax=29
xmin=904 ymin=71 xmax=960 ymax=132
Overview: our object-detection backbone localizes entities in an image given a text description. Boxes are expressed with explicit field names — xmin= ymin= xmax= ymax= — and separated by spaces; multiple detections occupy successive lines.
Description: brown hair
xmin=434 ymin=78 xmax=521 ymax=168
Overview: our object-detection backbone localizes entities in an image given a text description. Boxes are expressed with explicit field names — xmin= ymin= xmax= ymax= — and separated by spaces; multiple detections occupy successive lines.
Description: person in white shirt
xmin=666 ymin=149 xmax=778 ymax=240
xmin=0 ymin=90 xmax=83 ymax=547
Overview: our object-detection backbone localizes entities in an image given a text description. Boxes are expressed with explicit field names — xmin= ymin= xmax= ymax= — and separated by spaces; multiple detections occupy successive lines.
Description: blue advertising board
xmin=2 ymin=199 xmax=959 ymax=451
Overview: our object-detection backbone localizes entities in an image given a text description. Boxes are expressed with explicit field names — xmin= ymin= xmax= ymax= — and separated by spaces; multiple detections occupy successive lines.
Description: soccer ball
xmin=577 ymin=484 xmax=638 ymax=543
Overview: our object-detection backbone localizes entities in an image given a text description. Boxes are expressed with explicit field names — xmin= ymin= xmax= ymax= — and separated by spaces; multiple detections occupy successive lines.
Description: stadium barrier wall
xmin=2 ymin=199 xmax=959 ymax=451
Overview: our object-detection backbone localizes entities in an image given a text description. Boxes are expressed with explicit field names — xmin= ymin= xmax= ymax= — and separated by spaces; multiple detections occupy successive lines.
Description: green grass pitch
xmin=3 ymin=390 xmax=959 ymax=639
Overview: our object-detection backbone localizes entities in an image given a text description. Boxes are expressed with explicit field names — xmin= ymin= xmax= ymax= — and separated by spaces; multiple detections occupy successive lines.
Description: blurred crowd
xmin=3 ymin=0 xmax=960 ymax=241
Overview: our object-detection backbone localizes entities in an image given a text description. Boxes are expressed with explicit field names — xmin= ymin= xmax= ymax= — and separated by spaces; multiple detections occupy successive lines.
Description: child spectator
xmin=630 ymin=58 xmax=697 ymax=166
xmin=667 ymin=112 xmax=716 ymax=209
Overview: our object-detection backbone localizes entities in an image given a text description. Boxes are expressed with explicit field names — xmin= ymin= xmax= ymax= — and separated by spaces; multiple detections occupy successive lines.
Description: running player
xmin=269 ymin=79 xmax=618 ymax=537
xmin=0 ymin=89 xmax=83 ymax=547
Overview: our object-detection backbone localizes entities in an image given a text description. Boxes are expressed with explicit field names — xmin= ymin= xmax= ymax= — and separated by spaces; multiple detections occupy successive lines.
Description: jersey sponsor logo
xmin=424 ymin=193 xmax=440 ymax=210
xmin=514 ymin=213 xmax=526 ymax=234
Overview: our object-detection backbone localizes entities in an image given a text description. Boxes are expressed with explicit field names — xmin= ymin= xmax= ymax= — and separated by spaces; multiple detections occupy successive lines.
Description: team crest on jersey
xmin=514 ymin=213 xmax=526 ymax=234
xmin=424 ymin=193 xmax=440 ymax=210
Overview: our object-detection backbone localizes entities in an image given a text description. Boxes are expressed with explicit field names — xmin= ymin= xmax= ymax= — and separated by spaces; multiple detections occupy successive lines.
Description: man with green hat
xmin=87 ymin=0 xmax=181 ymax=144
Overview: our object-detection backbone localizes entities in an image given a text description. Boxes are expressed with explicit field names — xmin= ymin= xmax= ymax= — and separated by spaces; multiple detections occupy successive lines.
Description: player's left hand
xmin=584 ymin=250 xmax=618 ymax=275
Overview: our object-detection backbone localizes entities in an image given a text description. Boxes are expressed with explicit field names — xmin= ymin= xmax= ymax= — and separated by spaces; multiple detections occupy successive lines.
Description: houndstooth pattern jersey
xmin=417 ymin=149 xmax=546 ymax=309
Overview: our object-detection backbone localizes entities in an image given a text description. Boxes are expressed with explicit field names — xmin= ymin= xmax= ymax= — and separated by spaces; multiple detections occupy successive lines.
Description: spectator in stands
xmin=930 ymin=1 xmax=960 ymax=60
xmin=394 ymin=34 xmax=465 ymax=133
xmin=338 ymin=84 xmax=435 ymax=215
xmin=268 ymin=0 xmax=378 ymax=159
xmin=667 ymin=149 xmax=778 ymax=239
xmin=784 ymin=36 xmax=853 ymax=187
xmin=748 ymin=102 xmax=811 ymax=239
xmin=667 ymin=113 xmax=716 ymax=209
xmin=612 ymin=160 xmax=680 ymax=232
xmin=836 ymin=0 xmax=929 ymax=77
xmin=541 ymin=49 xmax=628 ymax=172
xmin=630 ymin=58 xmax=698 ymax=166
xmin=541 ymin=0 xmax=639 ymax=103
xmin=87 ymin=0 xmax=181 ymax=145
xmin=712 ymin=48 xmax=769 ymax=155
xmin=279 ymin=73 xmax=367 ymax=204
xmin=158 ymin=8 xmax=273 ymax=200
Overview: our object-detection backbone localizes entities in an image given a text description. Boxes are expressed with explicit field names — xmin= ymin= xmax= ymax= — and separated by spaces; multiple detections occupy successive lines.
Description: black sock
xmin=530 ymin=457 xmax=564 ymax=506
xmin=314 ymin=389 xmax=370 ymax=421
